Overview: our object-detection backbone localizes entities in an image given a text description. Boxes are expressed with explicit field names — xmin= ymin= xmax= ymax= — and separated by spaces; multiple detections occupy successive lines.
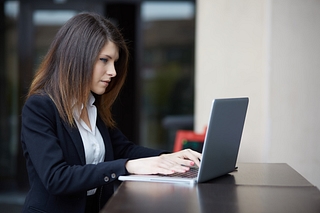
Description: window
xmin=140 ymin=1 xmax=195 ymax=150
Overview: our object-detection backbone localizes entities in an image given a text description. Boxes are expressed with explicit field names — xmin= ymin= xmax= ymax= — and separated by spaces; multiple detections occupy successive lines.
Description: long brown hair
xmin=28 ymin=12 xmax=129 ymax=128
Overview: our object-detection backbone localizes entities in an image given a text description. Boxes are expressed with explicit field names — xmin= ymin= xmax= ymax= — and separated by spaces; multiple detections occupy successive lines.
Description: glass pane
xmin=140 ymin=1 xmax=195 ymax=150
xmin=33 ymin=10 xmax=77 ymax=72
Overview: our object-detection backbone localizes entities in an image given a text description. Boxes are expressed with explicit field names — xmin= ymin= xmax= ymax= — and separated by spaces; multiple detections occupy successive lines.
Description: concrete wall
xmin=195 ymin=0 xmax=320 ymax=189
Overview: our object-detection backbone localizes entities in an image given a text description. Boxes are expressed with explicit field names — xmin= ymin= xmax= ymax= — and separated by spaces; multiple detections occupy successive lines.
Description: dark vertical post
xmin=0 ymin=0 xmax=11 ymax=188
xmin=106 ymin=3 xmax=141 ymax=144
xmin=16 ymin=0 xmax=34 ymax=189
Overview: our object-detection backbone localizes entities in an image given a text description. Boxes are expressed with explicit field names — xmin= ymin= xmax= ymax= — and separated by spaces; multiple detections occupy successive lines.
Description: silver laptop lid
xmin=197 ymin=97 xmax=248 ymax=183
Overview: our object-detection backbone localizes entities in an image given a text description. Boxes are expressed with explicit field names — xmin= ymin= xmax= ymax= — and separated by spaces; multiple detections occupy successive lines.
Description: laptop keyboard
xmin=161 ymin=167 xmax=199 ymax=178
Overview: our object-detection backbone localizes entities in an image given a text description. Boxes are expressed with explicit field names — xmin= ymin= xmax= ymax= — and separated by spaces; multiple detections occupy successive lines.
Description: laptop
xmin=118 ymin=97 xmax=249 ymax=185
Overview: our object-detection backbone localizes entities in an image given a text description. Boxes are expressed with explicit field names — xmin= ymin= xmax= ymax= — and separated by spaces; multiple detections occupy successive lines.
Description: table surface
xmin=101 ymin=163 xmax=320 ymax=213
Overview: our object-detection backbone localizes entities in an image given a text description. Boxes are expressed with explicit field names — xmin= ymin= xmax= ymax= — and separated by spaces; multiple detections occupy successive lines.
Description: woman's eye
xmin=99 ymin=58 xmax=108 ymax=63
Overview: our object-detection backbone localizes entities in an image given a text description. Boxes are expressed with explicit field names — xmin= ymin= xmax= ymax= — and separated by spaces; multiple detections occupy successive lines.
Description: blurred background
xmin=0 ymin=0 xmax=195 ymax=211
xmin=1 ymin=0 xmax=320 ymax=212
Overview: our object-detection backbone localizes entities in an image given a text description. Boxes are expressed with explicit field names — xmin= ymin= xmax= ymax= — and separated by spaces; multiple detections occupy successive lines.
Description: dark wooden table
xmin=101 ymin=163 xmax=320 ymax=213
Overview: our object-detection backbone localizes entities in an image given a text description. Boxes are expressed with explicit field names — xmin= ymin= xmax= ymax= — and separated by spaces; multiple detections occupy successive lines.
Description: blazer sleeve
xmin=21 ymin=94 xmax=128 ymax=196
xmin=108 ymin=127 xmax=168 ymax=160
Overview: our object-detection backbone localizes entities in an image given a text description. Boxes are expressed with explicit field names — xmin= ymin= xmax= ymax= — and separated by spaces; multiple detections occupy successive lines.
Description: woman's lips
xmin=101 ymin=80 xmax=110 ymax=87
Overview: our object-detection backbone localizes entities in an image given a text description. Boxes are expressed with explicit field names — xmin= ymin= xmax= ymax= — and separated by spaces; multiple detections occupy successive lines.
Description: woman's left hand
xmin=159 ymin=148 xmax=202 ymax=169
xmin=125 ymin=149 xmax=202 ymax=175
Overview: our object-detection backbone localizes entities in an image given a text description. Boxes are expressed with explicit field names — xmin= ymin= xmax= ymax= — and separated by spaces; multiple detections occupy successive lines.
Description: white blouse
xmin=73 ymin=93 xmax=105 ymax=195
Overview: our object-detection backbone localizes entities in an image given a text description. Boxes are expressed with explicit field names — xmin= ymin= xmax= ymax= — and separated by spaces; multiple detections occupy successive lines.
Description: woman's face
xmin=91 ymin=41 xmax=119 ymax=95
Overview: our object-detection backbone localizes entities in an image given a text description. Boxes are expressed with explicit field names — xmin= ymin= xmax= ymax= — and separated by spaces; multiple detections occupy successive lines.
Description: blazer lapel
xmin=62 ymin=121 xmax=86 ymax=165
xmin=96 ymin=116 xmax=113 ymax=161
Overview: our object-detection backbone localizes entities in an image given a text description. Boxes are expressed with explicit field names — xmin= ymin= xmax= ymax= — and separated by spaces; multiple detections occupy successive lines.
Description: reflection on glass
xmin=33 ymin=10 xmax=77 ymax=72
xmin=141 ymin=2 xmax=194 ymax=21
xmin=140 ymin=1 xmax=195 ymax=150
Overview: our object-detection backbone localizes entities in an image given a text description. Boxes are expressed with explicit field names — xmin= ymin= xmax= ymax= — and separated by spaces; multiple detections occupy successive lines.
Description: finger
xmin=155 ymin=169 xmax=175 ymax=175
xmin=185 ymin=149 xmax=202 ymax=159
xmin=161 ymin=153 xmax=193 ymax=168
xmin=153 ymin=166 xmax=175 ymax=175
xmin=179 ymin=149 xmax=202 ymax=167
xmin=160 ymin=151 xmax=200 ymax=168
xmin=170 ymin=164 xmax=190 ymax=173
xmin=157 ymin=155 xmax=192 ymax=173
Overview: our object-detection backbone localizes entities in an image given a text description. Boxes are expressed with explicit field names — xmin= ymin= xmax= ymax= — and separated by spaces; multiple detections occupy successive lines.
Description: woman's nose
xmin=107 ymin=64 xmax=117 ymax=77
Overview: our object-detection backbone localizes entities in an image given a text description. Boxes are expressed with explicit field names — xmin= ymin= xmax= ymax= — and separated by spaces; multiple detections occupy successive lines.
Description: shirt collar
xmin=73 ymin=93 xmax=96 ymax=121
xmin=88 ymin=92 xmax=95 ymax=107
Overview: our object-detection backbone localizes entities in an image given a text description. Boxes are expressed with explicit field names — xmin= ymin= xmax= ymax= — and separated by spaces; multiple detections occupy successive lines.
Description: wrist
xmin=125 ymin=160 xmax=134 ymax=174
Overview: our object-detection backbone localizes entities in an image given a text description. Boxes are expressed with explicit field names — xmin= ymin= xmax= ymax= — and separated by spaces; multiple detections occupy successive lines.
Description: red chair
xmin=173 ymin=127 xmax=206 ymax=152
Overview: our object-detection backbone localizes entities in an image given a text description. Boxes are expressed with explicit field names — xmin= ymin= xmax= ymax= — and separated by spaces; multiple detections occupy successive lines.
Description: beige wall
xmin=195 ymin=0 xmax=320 ymax=189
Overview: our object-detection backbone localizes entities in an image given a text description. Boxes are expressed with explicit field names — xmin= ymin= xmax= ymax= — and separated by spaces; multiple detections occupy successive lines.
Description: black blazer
xmin=21 ymin=93 xmax=164 ymax=213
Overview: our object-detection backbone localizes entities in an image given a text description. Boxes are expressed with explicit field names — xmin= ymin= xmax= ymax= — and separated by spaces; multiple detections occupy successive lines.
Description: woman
xmin=21 ymin=12 xmax=201 ymax=213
